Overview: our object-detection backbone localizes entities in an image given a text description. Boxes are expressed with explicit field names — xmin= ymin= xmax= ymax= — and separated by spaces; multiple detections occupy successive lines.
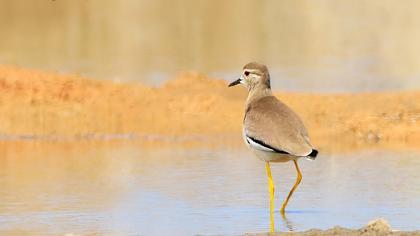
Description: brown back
xmin=244 ymin=96 xmax=313 ymax=156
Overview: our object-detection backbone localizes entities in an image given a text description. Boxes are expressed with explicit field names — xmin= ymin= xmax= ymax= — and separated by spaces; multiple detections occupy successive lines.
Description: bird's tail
xmin=305 ymin=149 xmax=318 ymax=160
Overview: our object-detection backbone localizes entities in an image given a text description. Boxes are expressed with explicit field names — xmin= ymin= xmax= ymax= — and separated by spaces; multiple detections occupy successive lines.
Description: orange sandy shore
xmin=0 ymin=65 xmax=419 ymax=152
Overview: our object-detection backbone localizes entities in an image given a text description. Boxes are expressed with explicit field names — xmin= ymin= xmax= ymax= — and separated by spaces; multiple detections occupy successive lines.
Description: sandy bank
xmin=0 ymin=65 xmax=419 ymax=152
xmin=249 ymin=219 xmax=420 ymax=236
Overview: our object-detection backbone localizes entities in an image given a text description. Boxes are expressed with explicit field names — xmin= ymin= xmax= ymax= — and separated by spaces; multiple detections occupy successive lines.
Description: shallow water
xmin=0 ymin=142 xmax=419 ymax=235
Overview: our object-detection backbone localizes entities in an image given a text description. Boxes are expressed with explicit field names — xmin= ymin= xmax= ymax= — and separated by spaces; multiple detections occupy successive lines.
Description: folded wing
xmin=244 ymin=96 xmax=314 ymax=157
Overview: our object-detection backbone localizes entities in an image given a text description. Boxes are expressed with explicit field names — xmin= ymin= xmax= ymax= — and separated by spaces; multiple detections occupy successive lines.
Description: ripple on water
xmin=0 ymin=143 xmax=419 ymax=235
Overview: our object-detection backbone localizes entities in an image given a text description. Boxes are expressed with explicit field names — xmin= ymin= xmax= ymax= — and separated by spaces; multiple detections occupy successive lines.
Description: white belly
xmin=251 ymin=148 xmax=296 ymax=162
xmin=242 ymin=129 xmax=297 ymax=162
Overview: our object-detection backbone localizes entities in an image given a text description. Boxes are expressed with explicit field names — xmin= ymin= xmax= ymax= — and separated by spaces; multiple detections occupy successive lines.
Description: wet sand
xmin=0 ymin=65 xmax=419 ymax=152
xmin=251 ymin=219 xmax=420 ymax=236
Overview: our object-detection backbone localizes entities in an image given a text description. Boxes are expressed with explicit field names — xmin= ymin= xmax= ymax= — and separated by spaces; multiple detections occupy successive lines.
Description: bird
xmin=228 ymin=62 xmax=318 ymax=217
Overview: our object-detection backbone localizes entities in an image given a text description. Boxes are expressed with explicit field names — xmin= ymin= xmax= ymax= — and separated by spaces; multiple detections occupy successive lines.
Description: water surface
xmin=0 ymin=142 xmax=419 ymax=235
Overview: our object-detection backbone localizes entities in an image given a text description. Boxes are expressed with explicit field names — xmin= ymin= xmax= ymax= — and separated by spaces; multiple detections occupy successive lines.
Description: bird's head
xmin=228 ymin=62 xmax=271 ymax=91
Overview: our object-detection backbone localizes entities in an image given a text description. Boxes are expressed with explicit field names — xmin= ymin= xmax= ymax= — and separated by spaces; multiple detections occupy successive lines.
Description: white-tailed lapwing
xmin=228 ymin=62 xmax=318 ymax=216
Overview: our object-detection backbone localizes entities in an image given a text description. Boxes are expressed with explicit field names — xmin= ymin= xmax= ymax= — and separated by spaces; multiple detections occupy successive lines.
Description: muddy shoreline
xmin=249 ymin=219 xmax=420 ymax=236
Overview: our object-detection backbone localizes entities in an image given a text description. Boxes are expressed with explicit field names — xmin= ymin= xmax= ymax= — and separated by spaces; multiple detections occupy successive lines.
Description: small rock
xmin=359 ymin=218 xmax=391 ymax=234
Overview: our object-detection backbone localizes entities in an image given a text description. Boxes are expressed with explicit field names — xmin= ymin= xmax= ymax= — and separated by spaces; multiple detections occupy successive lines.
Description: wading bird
xmin=228 ymin=62 xmax=318 ymax=221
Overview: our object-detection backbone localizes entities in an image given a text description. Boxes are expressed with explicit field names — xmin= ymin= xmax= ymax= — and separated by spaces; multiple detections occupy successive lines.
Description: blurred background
xmin=1 ymin=0 xmax=420 ymax=92
xmin=1 ymin=1 xmax=420 ymax=235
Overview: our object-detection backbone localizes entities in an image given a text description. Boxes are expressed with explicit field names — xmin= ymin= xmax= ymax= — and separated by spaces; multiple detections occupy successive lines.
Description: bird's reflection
xmin=281 ymin=213 xmax=295 ymax=231
xmin=268 ymin=203 xmax=295 ymax=232
xmin=269 ymin=199 xmax=275 ymax=232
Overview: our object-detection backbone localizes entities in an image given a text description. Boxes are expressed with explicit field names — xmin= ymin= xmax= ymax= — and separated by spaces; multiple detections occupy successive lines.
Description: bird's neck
xmin=246 ymin=86 xmax=272 ymax=106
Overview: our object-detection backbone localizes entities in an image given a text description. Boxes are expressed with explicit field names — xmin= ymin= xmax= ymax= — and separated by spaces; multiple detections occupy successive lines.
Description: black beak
xmin=228 ymin=78 xmax=241 ymax=87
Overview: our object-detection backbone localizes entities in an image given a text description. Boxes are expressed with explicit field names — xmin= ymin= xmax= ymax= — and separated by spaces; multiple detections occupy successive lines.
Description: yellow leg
xmin=265 ymin=162 xmax=275 ymax=233
xmin=280 ymin=160 xmax=302 ymax=214
xmin=269 ymin=205 xmax=275 ymax=233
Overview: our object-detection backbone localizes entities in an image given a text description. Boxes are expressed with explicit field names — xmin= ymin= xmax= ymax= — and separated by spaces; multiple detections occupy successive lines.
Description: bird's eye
xmin=244 ymin=71 xmax=250 ymax=76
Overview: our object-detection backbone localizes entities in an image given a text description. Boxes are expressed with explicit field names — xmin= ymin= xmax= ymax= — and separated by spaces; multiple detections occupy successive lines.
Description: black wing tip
xmin=247 ymin=136 xmax=289 ymax=155
xmin=308 ymin=149 xmax=318 ymax=158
